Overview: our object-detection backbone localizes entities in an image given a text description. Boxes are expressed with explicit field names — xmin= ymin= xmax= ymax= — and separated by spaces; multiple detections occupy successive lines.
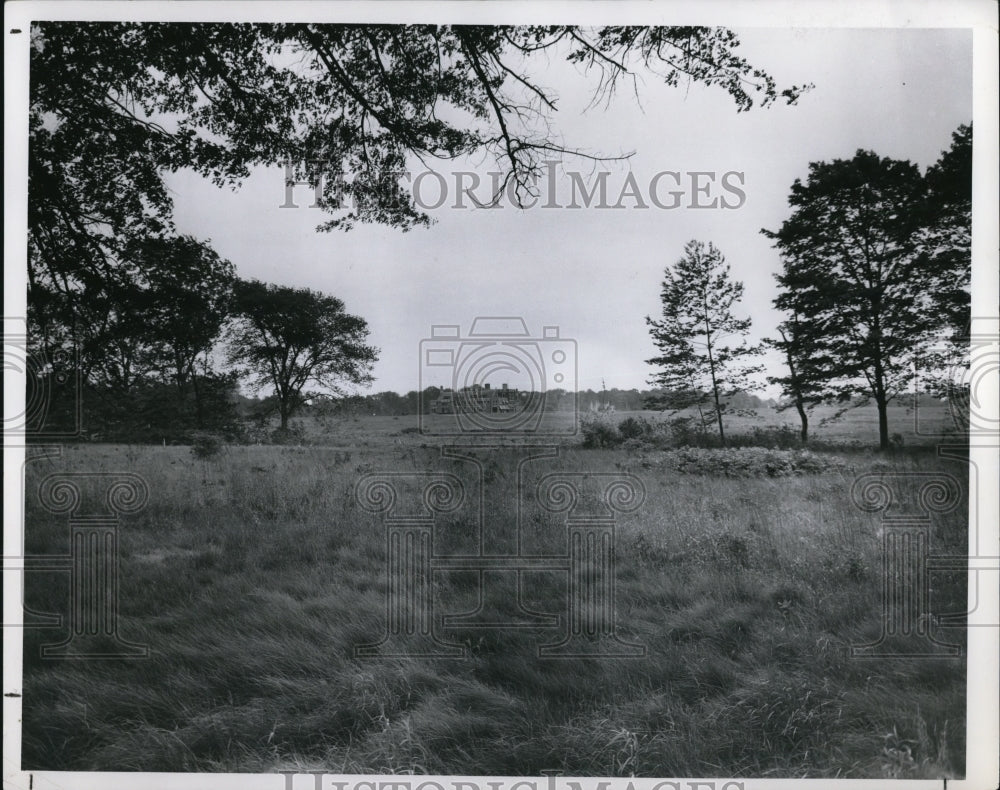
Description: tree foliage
xmin=130 ymin=237 xmax=237 ymax=425
xmin=28 ymin=23 xmax=809 ymax=294
xmin=646 ymin=240 xmax=763 ymax=445
xmin=923 ymin=123 xmax=972 ymax=338
xmin=919 ymin=125 xmax=973 ymax=417
xmin=763 ymin=140 xmax=971 ymax=449
xmin=27 ymin=234 xmax=238 ymax=437
xmin=765 ymin=312 xmax=831 ymax=444
xmin=26 ymin=22 xmax=811 ymax=440
xmin=132 ymin=236 xmax=235 ymax=383
xmin=227 ymin=280 xmax=379 ymax=429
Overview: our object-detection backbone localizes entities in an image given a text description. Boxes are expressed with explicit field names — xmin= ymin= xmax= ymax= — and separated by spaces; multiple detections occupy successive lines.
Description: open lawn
xmin=20 ymin=406 xmax=969 ymax=777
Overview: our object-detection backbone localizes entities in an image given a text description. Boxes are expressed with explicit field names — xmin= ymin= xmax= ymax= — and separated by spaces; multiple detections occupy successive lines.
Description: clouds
xmin=165 ymin=28 xmax=973 ymax=395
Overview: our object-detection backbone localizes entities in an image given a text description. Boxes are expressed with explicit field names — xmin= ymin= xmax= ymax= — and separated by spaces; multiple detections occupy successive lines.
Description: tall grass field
xmin=20 ymin=405 xmax=968 ymax=777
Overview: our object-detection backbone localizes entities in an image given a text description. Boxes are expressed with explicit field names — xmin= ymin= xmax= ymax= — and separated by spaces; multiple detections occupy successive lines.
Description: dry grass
xmin=20 ymin=408 xmax=968 ymax=777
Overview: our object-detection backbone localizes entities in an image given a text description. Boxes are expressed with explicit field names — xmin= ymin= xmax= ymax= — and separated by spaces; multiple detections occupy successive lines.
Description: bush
xmin=581 ymin=413 xmax=681 ymax=450
xmin=665 ymin=415 xmax=709 ymax=447
xmin=659 ymin=421 xmax=806 ymax=450
xmin=74 ymin=375 xmax=242 ymax=445
xmin=233 ymin=420 xmax=272 ymax=445
xmin=733 ymin=424 xmax=804 ymax=449
xmin=580 ymin=405 xmax=620 ymax=448
xmin=618 ymin=416 xmax=647 ymax=440
xmin=660 ymin=447 xmax=843 ymax=477
xmin=581 ymin=420 xmax=620 ymax=449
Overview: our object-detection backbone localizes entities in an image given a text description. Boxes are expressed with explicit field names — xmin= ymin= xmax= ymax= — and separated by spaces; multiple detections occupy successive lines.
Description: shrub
xmin=581 ymin=413 xmax=683 ymax=450
xmin=581 ymin=420 xmax=619 ymax=449
xmin=660 ymin=447 xmax=843 ymax=477
xmin=735 ymin=424 xmax=803 ymax=449
xmin=234 ymin=420 xmax=272 ymax=445
xmin=788 ymin=450 xmax=831 ymax=474
xmin=580 ymin=405 xmax=620 ymax=448
xmin=618 ymin=416 xmax=647 ymax=440
xmin=666 ymin=415 xmax=708 ymax=447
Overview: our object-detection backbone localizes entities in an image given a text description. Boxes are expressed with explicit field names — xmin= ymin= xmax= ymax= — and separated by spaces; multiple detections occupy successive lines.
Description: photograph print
xmin=4 ymin=2 xmax=998 ymax=788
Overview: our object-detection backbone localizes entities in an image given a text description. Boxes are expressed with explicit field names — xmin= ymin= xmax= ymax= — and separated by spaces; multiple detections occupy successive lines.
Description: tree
xmin=763 ymin=147 xmax=969 ymax=450
xmin=133 ymin=236 xmax=236 ymax=426
xmin=28 ymin=23 xmax=809 ymax=304
xmin=919 ymin=125 xmax=973 ymax=420
xmin=227 ymin=280 xmax=378 ymax=430
xmin=765 ymin=313 xmax=830 ymax=443
xmin=27 ymin=234 xmax=236 ymax=435
xmin=923 ymin=124 xmax=972 ymax=338
xmin=76 ymin=281 xmax=160 ymax=394
xmin=646 ymin=240 xmax=763 ymax=445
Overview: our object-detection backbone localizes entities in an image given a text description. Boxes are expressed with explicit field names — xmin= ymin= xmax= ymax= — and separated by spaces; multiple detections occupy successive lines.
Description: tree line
xmin=646 ymin=125 xmax=971 ymax=449
xmin=293 ymin=387 xmax=772 ymax=419
xmin=30 ymin=259 xmax=378 ymax=441
xmin=27 ymin=23 xmax=970 ymax=449
xmin=26 ymin=22 xmax=807 ymax=441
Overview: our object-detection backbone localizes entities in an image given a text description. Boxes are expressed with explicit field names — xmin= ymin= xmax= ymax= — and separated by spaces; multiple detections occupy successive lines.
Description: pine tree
xmin=646 ymin=240 xmax=763 ymax=445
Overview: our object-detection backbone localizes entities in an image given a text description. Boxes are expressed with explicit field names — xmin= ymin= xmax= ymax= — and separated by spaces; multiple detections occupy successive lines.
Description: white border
xmin=4 ymin=3 xmax=998 ymax=790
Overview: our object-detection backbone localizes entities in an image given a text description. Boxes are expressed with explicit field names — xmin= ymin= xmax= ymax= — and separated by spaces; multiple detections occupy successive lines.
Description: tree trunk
xmin=795 ymin=398 xmax=808 ymax=443
xmin=708 ymin=361 xmax=726 ymax=446
xmin=870 ymin=303 xmax=890 ymax=451
xmin=279 ymin=404 xmax=289 ymax=430
xmin=872 ymin=348 xmax=889 ymax=450
xmin=876 ymin=395 xmax=889 ymax=451
xmin=696 ymin=403 xmax=709 ymax=444
xmin=191 ymin=373 xmax=204 ymax=429
xmin=778 ymin=327 xmax=808 ymax=444
xmin=714 ymin=398 xmax=726 ymax=446
xmin=704 ymin=322 xmax=725 ymax=446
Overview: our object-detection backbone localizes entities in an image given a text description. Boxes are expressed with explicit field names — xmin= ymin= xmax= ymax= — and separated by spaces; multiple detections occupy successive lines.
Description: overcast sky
xmin=163 ymin=27 xmax=972 ymax=396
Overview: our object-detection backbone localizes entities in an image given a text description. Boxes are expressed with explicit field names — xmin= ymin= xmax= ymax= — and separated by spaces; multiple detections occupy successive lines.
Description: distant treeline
xmin=34 ymin=381 xmax=778 ymax=443
xmin=265 ymin=387 xmax=946 ymax=420
xmin=31 ymin=374 xmax=951 ymax=444
xmin=315 ymin=387 xmax=775 ymax=418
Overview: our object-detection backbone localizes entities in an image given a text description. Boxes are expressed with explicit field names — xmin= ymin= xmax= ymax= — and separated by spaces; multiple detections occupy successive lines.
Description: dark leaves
xmin=29 ymin=22 xmax=808 ymax=291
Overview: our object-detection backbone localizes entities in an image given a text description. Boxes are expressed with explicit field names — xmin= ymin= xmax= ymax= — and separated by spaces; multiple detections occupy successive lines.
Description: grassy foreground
xmin=20 ymin=417 xmax=968 ymax=777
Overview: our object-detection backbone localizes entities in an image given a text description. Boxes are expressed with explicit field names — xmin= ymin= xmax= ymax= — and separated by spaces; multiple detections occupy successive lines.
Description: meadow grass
xmin=20 ymin=409 xmax=968 ymax=777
